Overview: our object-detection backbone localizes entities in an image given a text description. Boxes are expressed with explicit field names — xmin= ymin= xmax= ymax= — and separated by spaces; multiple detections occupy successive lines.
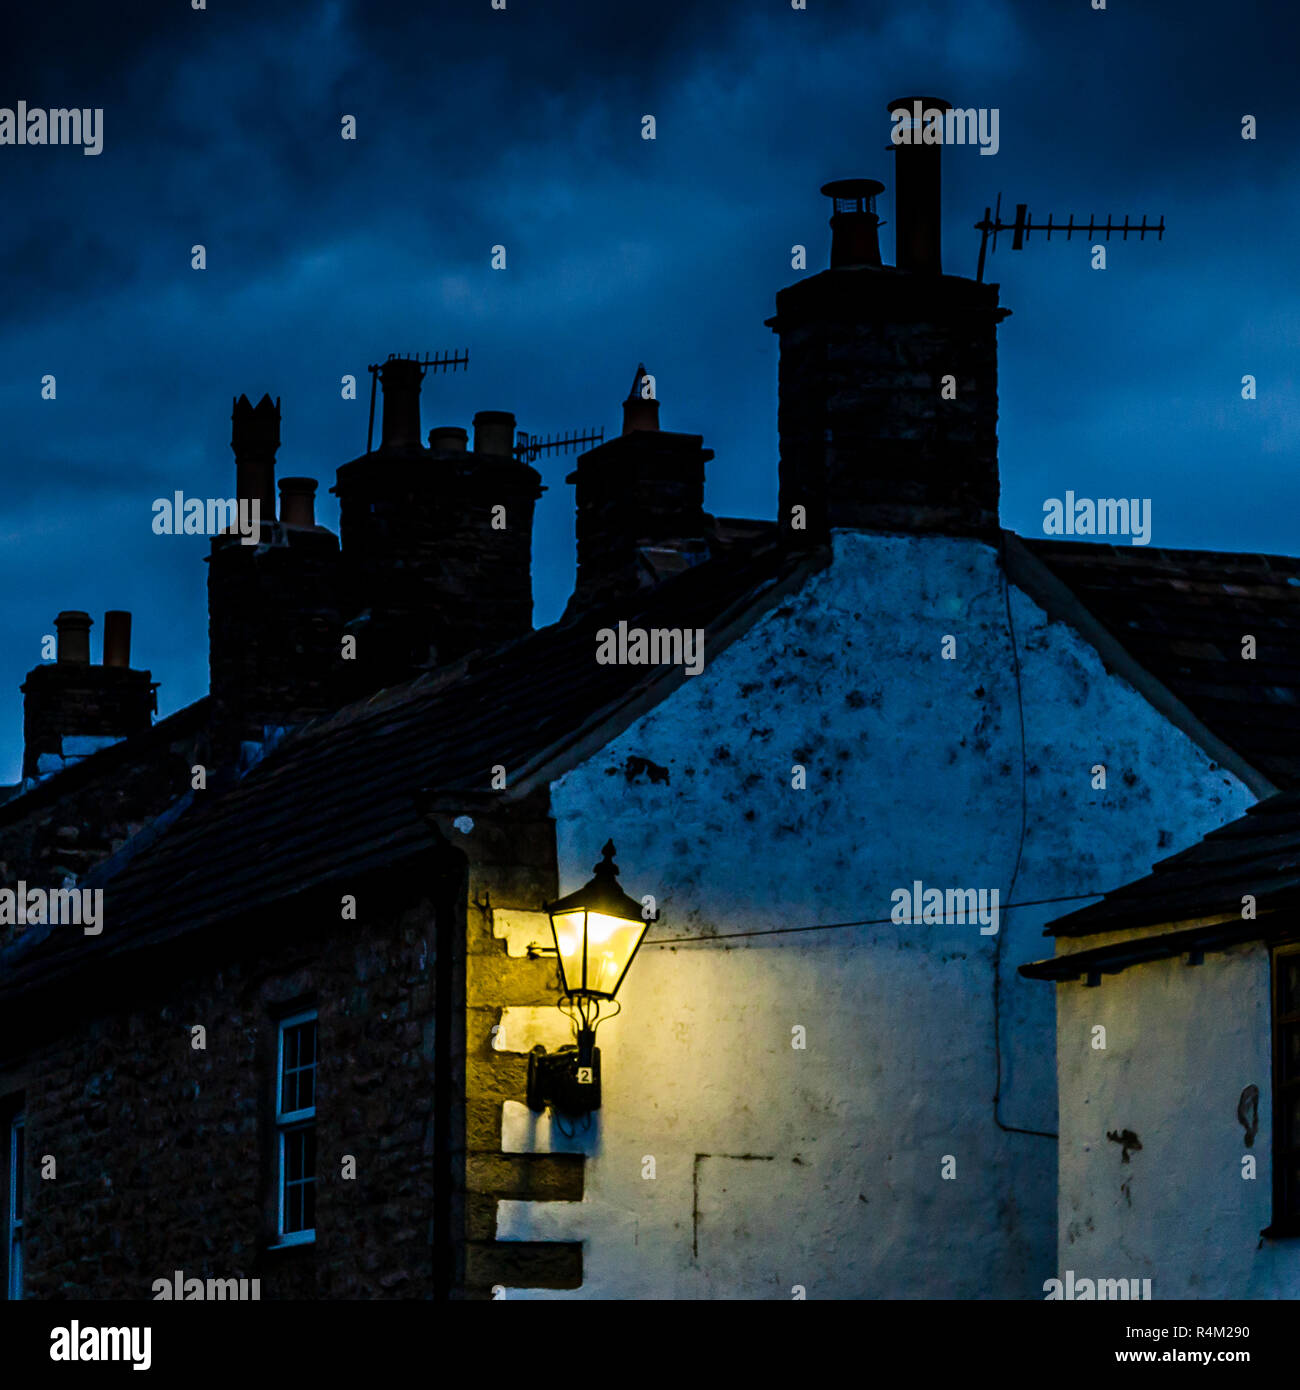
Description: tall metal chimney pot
xmin=103 ymin=610 xmax=132 ymax=668
xmin=887 ymin=95 xmax=951 ymax=275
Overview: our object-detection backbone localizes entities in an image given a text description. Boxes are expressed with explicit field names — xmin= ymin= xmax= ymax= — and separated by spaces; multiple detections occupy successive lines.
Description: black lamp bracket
xmin=526 ymin=1029 xmax=602 ymax=1116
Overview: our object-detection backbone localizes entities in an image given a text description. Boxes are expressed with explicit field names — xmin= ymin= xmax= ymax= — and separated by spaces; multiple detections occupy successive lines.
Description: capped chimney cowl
xmin=820 ymin=179 xmax=885 ymax=269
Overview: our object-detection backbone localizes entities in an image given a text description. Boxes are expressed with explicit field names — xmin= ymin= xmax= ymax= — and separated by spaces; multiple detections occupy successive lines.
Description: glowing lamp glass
xmin=548 ymin=908 xmax=648 ymax=1001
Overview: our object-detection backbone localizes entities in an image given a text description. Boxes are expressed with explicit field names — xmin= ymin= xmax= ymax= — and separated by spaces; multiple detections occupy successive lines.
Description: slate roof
xmin=1044 ymin=788 xmax=1300 ymax=939
xmin=0 ymin=530 xmax=810 ymax=996
xmin=1022 ymin=540 xmax=1300 ymax=790
xmin=0 ymin=696 xmax=210 ymax=826
xmin=10 ymin=528 xmax=1300 ymax=995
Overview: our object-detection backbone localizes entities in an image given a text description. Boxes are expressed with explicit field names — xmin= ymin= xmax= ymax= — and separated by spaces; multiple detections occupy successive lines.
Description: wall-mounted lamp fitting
xmin=526 ymin=840 xmax=655 ymax=1118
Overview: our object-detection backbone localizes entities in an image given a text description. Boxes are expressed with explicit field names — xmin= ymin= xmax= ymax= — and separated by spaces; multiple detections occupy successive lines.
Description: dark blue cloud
xmin=1 ymin=0 xmax=1297 ymax=780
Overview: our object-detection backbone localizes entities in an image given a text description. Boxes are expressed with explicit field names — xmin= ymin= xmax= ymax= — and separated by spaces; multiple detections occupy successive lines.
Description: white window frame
xmin=7 ymin=1110 xmax=23 ymax=1300
xmin=274 ymin=1010 xmax=317 ymax=1247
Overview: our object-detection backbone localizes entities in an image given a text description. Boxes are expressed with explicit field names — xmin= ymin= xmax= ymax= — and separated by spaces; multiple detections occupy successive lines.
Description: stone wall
xmin=0 ymin=866 xmax=442 ymax=1299
xmin=422 ymin=790 xmax=586 ymax=1298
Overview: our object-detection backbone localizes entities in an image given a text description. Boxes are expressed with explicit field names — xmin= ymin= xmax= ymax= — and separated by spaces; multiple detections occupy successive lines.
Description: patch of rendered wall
xmin=505 ymin=531 xmax=1251 ymax=1298
xmin=1054 ymin=943 xmax=1300 ymax=1298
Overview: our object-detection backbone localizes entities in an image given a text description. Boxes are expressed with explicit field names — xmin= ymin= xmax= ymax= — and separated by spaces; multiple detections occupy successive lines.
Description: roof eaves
xmin=1019 ymin=913 xmax=1272 ymax=983
xmin=0 ymin=836 xmax=438 ymax=1005
xmin=506 ymin=543 xmax=831 ymax=799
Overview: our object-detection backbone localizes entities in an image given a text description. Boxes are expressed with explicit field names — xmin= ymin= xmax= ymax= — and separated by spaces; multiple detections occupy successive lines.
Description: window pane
xmin=298 ymin=1052 xmax=315 ymax=1110
xmin=286 ymin=1129 xmax=303 ymax=1183
xmin=281 ymin=1127 xmax=317 ymax=1235
xmin=280 ymin=1020 xmax=317 ymax=1114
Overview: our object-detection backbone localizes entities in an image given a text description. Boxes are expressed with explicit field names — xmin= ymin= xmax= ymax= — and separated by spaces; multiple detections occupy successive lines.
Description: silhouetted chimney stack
xmin=209 ymin=394 xmax=344 ymax=757
xmin=564 ymin=367 xmax=712 ymax=614
xmin=21 ymin=610 xmax=155 ymax=781
xmin=231 ymin=393 xmax=279 ymax=523
xmin=767 ymin=100 xmax=1009 ymax=544
xmin=887 ymin=95 xmax=950 ymax=275
xmin=334 ymin=363 xmax=543 ymax=687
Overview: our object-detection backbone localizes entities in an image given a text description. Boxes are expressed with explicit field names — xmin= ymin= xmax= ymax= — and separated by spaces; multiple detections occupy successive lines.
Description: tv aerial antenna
xmin=513 ymin=427 xmax=605 ymax=463
xmin=974 ymin=192 xmax=1165 ymax=282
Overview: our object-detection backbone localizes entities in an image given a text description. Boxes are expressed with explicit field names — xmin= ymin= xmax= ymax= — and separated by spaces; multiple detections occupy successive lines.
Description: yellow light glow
xmin=595 ymin=951 xmax=619 ymax=991
xmin=549 ymin=910 xmax=648 ymax=997
xmin=585 ymin=913 xmax=620 ymax=944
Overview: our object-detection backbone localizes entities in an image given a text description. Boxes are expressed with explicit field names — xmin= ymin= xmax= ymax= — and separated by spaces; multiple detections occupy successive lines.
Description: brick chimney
xmin=21 ymin=610 xmax=156 ymax=781
xmin=766 ymin=96 xmax=1010 ymax=544
xmin=207 ymin=394 xmax=344 ymax=753
xmin=563 ymin=366 xmax=713 ymax=614
xmin=332 ymin=359 xmax=544 ymax=688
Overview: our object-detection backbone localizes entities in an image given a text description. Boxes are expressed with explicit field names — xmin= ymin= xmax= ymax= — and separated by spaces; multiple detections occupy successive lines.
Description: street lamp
xmin=526 ymin=841 xmax=654 ymax=1118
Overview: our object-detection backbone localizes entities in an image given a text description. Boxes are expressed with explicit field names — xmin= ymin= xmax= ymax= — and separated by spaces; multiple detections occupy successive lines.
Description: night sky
xmin=2 ymin=0 xmax=1297 ymax=783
